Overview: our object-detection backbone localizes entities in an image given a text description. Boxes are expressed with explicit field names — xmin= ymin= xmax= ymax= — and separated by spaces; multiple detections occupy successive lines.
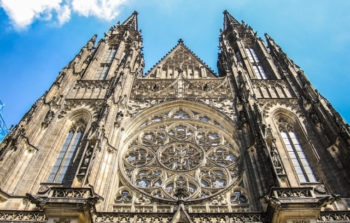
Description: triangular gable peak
xmin=122 ymin=11 xmax=138 ymax=31
xmin=144 ymin=39 xmax=218 ymax=79
xmin=223 ymin=10 xmax=240 ymax=30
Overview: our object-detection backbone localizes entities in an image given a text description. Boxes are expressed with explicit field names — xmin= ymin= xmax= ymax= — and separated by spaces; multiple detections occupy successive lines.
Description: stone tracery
xmin=120 ymin=103 xmax=241 ymax=202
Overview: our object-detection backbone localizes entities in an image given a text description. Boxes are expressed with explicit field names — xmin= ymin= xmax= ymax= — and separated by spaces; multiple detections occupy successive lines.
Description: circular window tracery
xmin=120 ymin=105 xmax=240 ymax=202
xmin=158 ymin=142 xmax=204 ymax=171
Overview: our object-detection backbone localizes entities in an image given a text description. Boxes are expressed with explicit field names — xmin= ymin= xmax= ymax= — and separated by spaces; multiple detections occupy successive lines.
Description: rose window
xmin=120 ymin=108 xmax=240 ymax=202
xmin=159 ymin=142 xmax=204 ymax=171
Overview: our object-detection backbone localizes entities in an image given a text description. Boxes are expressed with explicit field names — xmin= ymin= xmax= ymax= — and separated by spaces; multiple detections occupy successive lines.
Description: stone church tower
xmin=0 ymin=11 xmax=349 ymax=223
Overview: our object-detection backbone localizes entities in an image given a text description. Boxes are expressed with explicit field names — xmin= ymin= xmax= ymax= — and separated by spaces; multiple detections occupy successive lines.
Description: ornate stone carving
xmin=49 ymin=187 xmax=93 ymax=199
xmin=131 ymin=77 xmax=233 ymax=101
xmin=0 ymin=211 xmax=47 ymax=222
xmin=159 ymin=142 xmax=204 ymax=171
xmin=318 ymin=211 xmax=350 ymax=222
xmin=68 ymin=80 xmax=110 ymax=100
xmin=115 ymin=186 xmax=133 ymax=203
xmin=191 ymin=213 xmax=263 ymax=223
xmin=95 ymin=213 xmax=173 ymax=223
xmin=41 ymin=110 xmax=55 ymax=128
xmin=251 ymin=79 xmax=293 ymax=99
xmin=120 ymin=107 xmax=240 ymax=202
xmin=144 ymin=42 xmax=217 ymax=79
xmin=58 ymin=99 xmax=103 ymax=118
xmin=271 ymin=187 xmax=313 ymax=199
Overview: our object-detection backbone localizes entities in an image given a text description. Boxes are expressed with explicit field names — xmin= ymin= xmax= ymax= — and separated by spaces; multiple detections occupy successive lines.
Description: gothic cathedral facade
xmin=0 ymin=11 xmax=349 ymax=223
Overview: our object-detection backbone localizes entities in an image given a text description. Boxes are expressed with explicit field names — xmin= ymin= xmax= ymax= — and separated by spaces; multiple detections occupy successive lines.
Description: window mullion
xmin=249 ymin=48 xmax=259 ymax=63
xmin=258 ymin=65 xmax=267 ymax=79
xmin=102 ymin=66 xmax=110 ymax=80
xmin=286 ymin=131 xmax=310 ymax=182
xmin=56 ymin=131 xmax=83 ymax=183
xmin=48 ymin=131 xmax=74 ymax=182
xmin=54 ymin=131 xmax=77 ymax=183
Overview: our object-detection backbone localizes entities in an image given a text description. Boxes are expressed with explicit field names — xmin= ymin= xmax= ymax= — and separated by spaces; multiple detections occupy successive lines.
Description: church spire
xmin=122 ymin=10 xmax=138 ymax=31
xmin=223 ymin=10 xmax=240 ymax=30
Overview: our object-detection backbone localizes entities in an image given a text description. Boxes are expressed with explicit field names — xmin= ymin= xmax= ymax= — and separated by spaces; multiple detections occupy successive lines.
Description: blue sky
xmin=0 ymin=0 xmax=349 ymax=127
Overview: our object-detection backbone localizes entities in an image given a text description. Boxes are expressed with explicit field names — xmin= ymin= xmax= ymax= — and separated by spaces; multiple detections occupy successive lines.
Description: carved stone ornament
xmin=37 ymin=184 xmax=50 ymax=194
xmin=120 ymin=105 xmax=240 ymax=203
xmin=41 ymin=110 xmax=54 ymax=128
xmin=314 ymin=184 xmax=327 ymax=194
xmin=0 ymin=211 xmax=47 ymax=222
xmin=318 ymin=211 xmax=350 ymax=222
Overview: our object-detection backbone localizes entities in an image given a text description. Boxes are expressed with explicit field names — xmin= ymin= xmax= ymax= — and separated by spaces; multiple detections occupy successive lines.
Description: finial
xmin=178 ymin=38 xmax=184 ymax=44
xmin=223 ymin=10 xmax=228 ymax=14
xmin=133 ymin=10 xmax=138 ymax=15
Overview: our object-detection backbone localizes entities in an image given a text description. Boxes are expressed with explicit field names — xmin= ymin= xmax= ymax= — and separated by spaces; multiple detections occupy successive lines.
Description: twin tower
xmin=0 ymin=11 xmax=349 ymax=223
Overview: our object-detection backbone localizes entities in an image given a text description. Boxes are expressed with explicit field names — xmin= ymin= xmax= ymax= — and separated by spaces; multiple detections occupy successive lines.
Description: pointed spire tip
xmin=223 ymin=10 xmax=240 ymax=29
xmin=178 ymin=38 xmax=184 ymax=44
xmin=121 ymin=10 xmax=138 ymax=31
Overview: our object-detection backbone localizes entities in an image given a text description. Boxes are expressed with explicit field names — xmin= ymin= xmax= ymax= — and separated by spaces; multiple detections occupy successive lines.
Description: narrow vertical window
xmin=104 ymin=48 xmax=117 ymax=63
xmin=245 ymin=48 xmax=267 ymax=79
xmin=245 ymin=48 xmax=259 ymax=63
xmin=258 ymin=65 xmax=267 ymax=79
xmin=235 ymin=50 xmax=242 ymax=61
xmin=48 ymin=126 xmax=84 ymax=183
xmin=245 ymin=48 xmax=255 ymax=63
xmin=96 ymin=65 xmax=110 ymax=80
xmin=280 ymin=130 xmax=316 ymax=183
xmin=252 ymin=66 xmax=262 ymax=79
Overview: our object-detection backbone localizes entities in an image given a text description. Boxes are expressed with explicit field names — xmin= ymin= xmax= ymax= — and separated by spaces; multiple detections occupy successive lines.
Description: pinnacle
xmin=223 ymin=10 xmax=240 ymax=30
xmin=122 ymin=11 xmax=138 ymax=31
xmin=144 ymin=39 xmax=218 ymax=78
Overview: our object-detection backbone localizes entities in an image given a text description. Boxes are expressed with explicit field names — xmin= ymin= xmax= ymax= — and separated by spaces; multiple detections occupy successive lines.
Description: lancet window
xmin=278 ymin=118 xmax=316 ymax=183
xmin=104 ymin=48 xmax=117 ymax=63
xmin=235 ymin=50 xmax=242 ymax=61
xmin=96 ymin=65 xmax=110 ymax=80
xmin=48 ymin=120 xmax=85 ymax=183
xmin=245 ymin=48 xmax=267 ymax=79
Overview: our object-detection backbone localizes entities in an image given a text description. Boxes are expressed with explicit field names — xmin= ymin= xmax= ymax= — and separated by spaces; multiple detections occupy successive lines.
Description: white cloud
xmin=0 ymin=0 xmax=62 ymax=29
xmin=0 ymin=0 xmax=126 ymax=30
xmin=72 ymin=0 xmax=126 ymax=21
xmin=57 ymin=4 xmax=71 ymax=25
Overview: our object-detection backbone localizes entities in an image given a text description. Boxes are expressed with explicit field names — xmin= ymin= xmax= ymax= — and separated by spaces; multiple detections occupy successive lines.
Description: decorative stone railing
xmin=270 ymin=187 xmax=314 ymax=199
xmin=67 ymin=79 xmax=110 ymax=100
xmin=94 ymin=212 xmax=264 ymax=223
xmin=49 ymin=187 xmax=93 ymax=199
xmin=251 ymin=79 xmax=294 ymax=99
xmin=191 ymin=213 xmax=263 ymax=223
xmin=95 ymin=212 xmax=174 ymax=223
xmin=0 ymin=211 xmax=47 ymax=222
xmin=318 ymin=211 xmax=350 ymax=222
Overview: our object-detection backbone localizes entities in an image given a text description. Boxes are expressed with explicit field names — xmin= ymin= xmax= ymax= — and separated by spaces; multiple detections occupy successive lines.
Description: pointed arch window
xmin=278 ymin=119 xmax=316 ymax=183
xmin=96 ymin=46 xmax=117 ymax=80
xmin=48 ymin=122 xmax=85 ymax=183
xmin=245 ymin=48 xmax=267 ymax=79
xmin=104 ymin=48 xmax=117 ymax=63
xmin=96 ymin=65 xmax=110 ymax=80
